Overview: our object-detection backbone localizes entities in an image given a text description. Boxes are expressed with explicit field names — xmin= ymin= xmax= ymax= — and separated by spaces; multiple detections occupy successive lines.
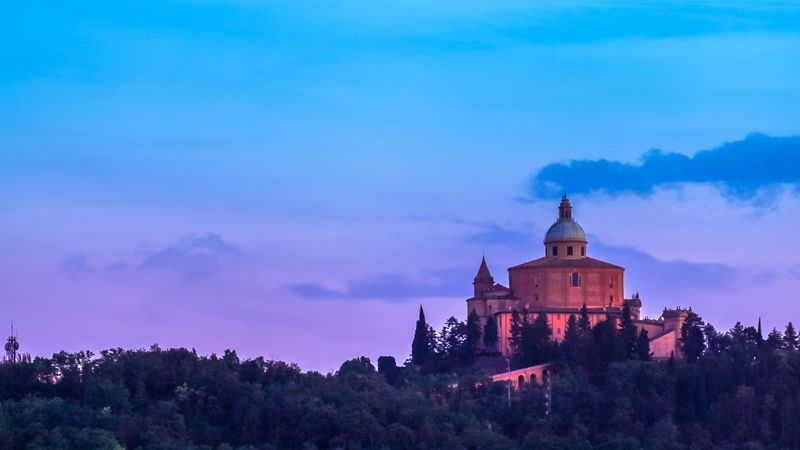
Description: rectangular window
xmin=535 ymin=294 xmax=539 ymax=302
xmin=557 ymin=328 xmax=561 ymax=335
xmin=552 ymin=246 xmax=558 ymax=256
xmin=581 ymin=247 xmax=585 ymax=256
xmin=567 ymin=246 xmax=573 ymax=256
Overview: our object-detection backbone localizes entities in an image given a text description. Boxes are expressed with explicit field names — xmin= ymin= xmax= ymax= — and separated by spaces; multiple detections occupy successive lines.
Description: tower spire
xmin=475 ymin=255 xmax=493 ymax=281
xmin=473 ymin=255 xmax=494 ymax=297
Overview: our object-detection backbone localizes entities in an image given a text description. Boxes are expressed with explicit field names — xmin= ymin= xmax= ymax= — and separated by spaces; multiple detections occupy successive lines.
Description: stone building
xmin=467 ymin=196 xmax=688 ymax=359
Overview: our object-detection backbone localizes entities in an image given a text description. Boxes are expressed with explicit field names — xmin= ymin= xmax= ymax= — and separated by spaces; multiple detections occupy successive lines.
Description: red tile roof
xmin=509 ymin=256 xmax=623 ymax=270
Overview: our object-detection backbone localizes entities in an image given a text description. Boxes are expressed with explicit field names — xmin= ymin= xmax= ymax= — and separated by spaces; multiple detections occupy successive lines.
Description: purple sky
xmin=2 ymin=2 xmax=800 ymax=371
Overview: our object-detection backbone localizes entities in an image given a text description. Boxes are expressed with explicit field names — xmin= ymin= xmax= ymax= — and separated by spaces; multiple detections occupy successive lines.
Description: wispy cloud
xmin=286 ymin=267 xmax=472 ymax=302
xmin=138 ymin=233 xmax=243 ymax=279
xmin=60 ymin=255 xmax=93 ymax=276
xmin=530 ymin=134 xmax=800 ymax=203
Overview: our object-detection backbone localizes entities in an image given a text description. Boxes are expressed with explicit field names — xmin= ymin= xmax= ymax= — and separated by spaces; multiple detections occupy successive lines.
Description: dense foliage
xmin=3 ymin=313 xmax=800 ymax=449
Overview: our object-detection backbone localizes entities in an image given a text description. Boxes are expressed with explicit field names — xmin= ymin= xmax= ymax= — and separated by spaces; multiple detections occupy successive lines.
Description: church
xmin=467 ymin=196 xmax=688 ymax=359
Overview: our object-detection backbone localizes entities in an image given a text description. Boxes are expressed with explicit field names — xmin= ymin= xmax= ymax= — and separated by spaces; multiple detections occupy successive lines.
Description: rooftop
xmin=509 ymin=256 xmax=623 ymax=271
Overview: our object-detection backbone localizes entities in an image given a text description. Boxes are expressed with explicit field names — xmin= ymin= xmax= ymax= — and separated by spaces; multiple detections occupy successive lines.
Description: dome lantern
xmin=543 ymin=196 xmax=587 ymax=258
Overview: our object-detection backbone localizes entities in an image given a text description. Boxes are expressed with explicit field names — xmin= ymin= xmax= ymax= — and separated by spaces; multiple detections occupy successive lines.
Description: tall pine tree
xmin=578 ymin=303 xmax=591 ymax=331
xmin=411 ymin=305 xmax=432 ymax=365
xmin=784 ymin=322 xmax=798 ymax=351
xmin=766 ymin=327 xmax=783 ymax=349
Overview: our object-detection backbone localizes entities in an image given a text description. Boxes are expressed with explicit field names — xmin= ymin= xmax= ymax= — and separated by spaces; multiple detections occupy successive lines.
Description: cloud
xmin=139 ymin=233 xmax=243 ymax=279
xmin=589 ymin=241 xmax=747 ymax=298
xmin=60 ymin=255 xmax=93 ymax=275
xmin=530 ymin=134 xmax=800 ymax=202
xmin=465 ymin=223 xmax=533 ymax=246
xmin=287 ymin=267 xmax=473 ymax=302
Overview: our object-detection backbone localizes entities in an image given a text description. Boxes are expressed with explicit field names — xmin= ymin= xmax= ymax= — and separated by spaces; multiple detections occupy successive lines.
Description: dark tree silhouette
xmin=411 ymin=305 xmax=432 ymax=365
xmin=784 ymin=322 xmax=798 ymax=351
xmin=483 ymin=315 xmax=499 ymax=353
xmin=680 ymin=311 xmax=706 ymax=363
xmin=636 ymin=328 xmax=651 ymax=361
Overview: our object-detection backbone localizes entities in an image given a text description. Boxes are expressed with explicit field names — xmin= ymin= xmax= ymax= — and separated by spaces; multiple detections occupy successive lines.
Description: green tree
xmin=482 ymin=315 xmax=499 ymax=354
xmin=465 ymin=309 xmax=482 ymax=361
xmin=437 ymin=316 xmax=467 ymax=363
xmin=578 ymin=303 xmax=591 ymax=331
xmin=411 ymin=305 xmax=433 ymax=365
xmin=766 ymin=327 xmax=782 ymax=349
xmin=680 ymin=311 xmax=706 ymax=363
xmin=784 ymin=322 xmax=798 ymax=351
xmin=509 ymin=309 xmax=523 ymax=351
xmin=619 ymin=303 xmax=637 ymax=358
xmin=518 ymin=313 xmax=552 ymax=366
xmin=592 ymin=319 xmax=623 ymax=369
xmin=636 ymin=328 xmax=651 ymax=361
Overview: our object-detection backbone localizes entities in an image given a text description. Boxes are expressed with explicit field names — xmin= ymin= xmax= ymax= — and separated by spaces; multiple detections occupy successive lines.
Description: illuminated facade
xmin=467 ymin=196 xmax=687 ymax=359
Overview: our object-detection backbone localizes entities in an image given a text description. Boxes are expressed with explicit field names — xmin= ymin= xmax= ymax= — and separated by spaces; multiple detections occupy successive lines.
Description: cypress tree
xmin=620 ymin=303 xmax=637 ymax=358
xmin=483 ymin=315 xmax=499 ymax=354
xmin=411 ymin=305 xmax=431 ymax=365
xmin=579 ymin=303 xmax=591 ymax=331
xmin=784 ymin=322 xmax=798 ymax=351
xmin=564 ymin=314 xmax=579 ymax=346
xmin=636 ymin=328 xmax=651 ymax=361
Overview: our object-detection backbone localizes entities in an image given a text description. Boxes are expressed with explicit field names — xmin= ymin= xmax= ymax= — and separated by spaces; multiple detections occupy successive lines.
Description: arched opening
xmin=518 ymin=375 xmax=525 ymax=388
xmin=530 ymin=374 xmax=537 ymax=384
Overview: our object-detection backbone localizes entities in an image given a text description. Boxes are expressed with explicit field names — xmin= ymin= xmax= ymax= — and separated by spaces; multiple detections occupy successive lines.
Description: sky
xmin=2 ymin=1 xmax=800 ymax=371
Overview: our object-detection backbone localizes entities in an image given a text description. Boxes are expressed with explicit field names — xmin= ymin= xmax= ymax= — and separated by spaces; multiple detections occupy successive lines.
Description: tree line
xmin=2 ymin=309 xmax=800 ymax=448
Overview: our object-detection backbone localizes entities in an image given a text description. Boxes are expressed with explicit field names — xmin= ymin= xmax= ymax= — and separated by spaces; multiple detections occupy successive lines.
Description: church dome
xmin=544 ymin=195 xmax=587 ymax=243
xmin=545 ymin=219 xmax=586 ymax=243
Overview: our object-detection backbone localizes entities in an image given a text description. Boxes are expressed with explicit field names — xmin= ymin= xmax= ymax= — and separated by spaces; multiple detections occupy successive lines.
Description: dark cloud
xmin=287 ymin=267 xmax=473 ymax=302
xmin=465 ymin=223 xmax=534 ymax=246
xmin=590 ymin=241 xmax=747 ymax=299
xmin=139 ymin=233 xmax=243 ymax=279
xmin=530 ymin=134 xmax=800 ymax=202
xmin=60 ymin=255 xmax=93 ymax=276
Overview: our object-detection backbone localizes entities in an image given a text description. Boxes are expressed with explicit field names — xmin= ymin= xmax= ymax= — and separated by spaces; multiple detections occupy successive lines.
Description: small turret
xmin=624 ymin=292 xmax=642 ymax=320
xmin=473 ymin=256 xmax=494 ymax=297
xmin=558 ymin=194 xmax=573 ymax=220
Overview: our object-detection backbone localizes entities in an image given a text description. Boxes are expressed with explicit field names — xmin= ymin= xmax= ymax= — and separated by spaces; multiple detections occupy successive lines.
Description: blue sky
xmin=2 ymin=1 xmax=800 ymax=371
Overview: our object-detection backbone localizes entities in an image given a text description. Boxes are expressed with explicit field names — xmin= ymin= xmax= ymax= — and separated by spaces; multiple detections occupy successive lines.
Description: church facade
xmin=467 ymin=196 xmax=688 ymax=359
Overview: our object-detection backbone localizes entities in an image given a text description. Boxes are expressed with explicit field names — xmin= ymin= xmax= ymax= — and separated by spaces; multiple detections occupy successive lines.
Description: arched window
xmin=518 ymin=375 xmax=525 ymax=387
xmin=530 ymin=374 xmax=537 ymax=384
xmin=570 ymin=272 xmax=581 ymax=287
